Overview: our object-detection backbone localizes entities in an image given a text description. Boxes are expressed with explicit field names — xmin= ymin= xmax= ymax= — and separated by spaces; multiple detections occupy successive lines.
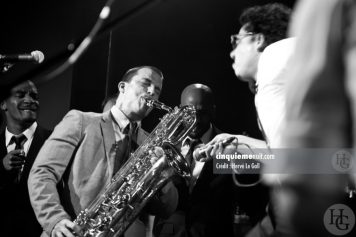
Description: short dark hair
xmin=240 ymin=3 xmax=291 ymax=51
xmin=121 ymin=66 xmax=164 ymax=83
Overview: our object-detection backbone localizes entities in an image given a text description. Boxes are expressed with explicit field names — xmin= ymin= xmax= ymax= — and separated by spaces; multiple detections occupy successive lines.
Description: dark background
xmin=0 ymin=0 xmax=296 ymax=137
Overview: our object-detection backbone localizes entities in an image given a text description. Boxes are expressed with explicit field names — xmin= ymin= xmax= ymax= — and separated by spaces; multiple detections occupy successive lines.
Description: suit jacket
xmin=28 ymin=110 xmax=177 ymax=237
xmin=155 ymin=126 xmax=269 ymax=237
xmin=0 ymin=125 xmax=52 ymax=237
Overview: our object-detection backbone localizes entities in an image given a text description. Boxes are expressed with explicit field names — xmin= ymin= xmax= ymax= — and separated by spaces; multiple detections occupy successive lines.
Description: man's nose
xmin=230 ymin=49 xmax=236 ymax=60
xmin=23 ymin=93 xmax=35 ymax=102
xmin=23 ymin=93 xmax=38 ymax=105
xmin=147 ymin=84 xmax=155 ymax=96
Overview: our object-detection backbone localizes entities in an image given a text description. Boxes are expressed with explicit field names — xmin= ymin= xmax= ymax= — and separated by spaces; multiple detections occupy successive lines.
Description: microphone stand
xmin=3 ymin=0 xmax=165 ymax=86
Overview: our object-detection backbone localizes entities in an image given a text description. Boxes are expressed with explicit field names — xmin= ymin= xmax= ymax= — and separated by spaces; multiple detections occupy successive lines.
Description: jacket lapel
xmin=24 ymin=127 xmax=41 ymax=177
xmin=136 ymin=127 xmax=149 ymax=146
xmin=0 ymin=131 xmax=6 ymax=159
xmin=100 ymin=111 xmax=116 ymax=178
xmin=26 ymin=126 xmax=46 ymax=161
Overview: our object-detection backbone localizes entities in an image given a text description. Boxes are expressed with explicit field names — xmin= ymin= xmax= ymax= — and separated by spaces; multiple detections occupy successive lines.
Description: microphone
xmin=0 ymin=50 xmax=45 ymax=64
xmin=193 ymin=137 xmax=239 ymax=162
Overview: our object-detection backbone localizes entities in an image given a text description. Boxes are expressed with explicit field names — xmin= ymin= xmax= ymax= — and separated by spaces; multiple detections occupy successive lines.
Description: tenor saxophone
xmin=74 ymin=98 xmax=196 ymax=237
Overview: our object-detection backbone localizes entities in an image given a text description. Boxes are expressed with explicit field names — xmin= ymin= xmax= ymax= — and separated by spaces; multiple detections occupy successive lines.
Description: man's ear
xmin=118 ymin=82 xmax=126 ymax=93
xmin=255 ymin=33 xmax=266 ymax=51
xmin=0 ymin=101 xmax=7 ymax=111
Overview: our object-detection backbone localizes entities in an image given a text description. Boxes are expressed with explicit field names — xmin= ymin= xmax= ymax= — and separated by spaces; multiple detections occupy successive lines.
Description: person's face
xmin=118 ymin=68 xmax=163 ymax=121
xmin=181 ymin=91 xmax=214 ymax=139
xmin=1 ymin=81 xmax=39 ymax=127
xmin=230 ymin=25 xmax=261 ymax=84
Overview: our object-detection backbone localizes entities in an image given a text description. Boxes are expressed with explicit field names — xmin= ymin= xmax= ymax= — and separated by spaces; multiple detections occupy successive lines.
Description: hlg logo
xmin=324 ymin=204 xmax=355 ymax=235
xmin=332 ymin=150 xmax=353 ymax=173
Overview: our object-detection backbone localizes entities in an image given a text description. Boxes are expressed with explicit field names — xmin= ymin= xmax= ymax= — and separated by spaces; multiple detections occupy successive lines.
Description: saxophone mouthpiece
xmin=142 ymin=97 xmax=173 ymax=113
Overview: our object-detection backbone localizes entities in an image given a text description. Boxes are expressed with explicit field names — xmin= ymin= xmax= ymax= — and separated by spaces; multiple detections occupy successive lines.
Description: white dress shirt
xmin=5 ymin=122 xmax=37 ymax=155
xmin=110 ymin=105 xmax=139 ymax=140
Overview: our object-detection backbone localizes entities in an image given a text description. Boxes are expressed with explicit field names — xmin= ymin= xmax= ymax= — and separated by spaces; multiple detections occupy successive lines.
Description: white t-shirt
xmin=255 ymin=38 xmax=296 ymax=148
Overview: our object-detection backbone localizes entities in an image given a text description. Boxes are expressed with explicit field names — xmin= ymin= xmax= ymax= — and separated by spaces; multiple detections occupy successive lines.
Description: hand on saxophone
xmin=148 ymin=146 xmax=165 ymax=165
xmin=193 ymin=133 xmax=239 ymax=162
xmin=148 ymin=146 xmax=175 ymax=178
xmin=51 ymin=219 xmax=82 ymax=237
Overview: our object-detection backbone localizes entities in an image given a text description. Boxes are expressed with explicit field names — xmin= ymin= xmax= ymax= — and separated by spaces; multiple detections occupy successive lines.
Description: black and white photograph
xmin=1 ymin=0 xmax=355 ymax=236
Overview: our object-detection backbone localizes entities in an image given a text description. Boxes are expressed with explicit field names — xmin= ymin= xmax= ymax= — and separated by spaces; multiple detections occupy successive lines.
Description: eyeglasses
xmin=230 ymin=32 xmax=255 ymax=49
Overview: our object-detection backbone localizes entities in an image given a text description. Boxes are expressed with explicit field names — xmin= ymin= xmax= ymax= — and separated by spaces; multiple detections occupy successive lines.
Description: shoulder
xmin=263 ymin=38 xmax=296 ymax=56
xmin=50 ymin=110 xmax=105 ymax=138
xmin=62 ymin=110 xmax=104 ymax=125
xmin=257 ymin=38 xmax=297 ymax=86
xmin=64 ymin=109 xmax=102 ymax=119
xmin=259 ymin=38 xmax=296 ymax=69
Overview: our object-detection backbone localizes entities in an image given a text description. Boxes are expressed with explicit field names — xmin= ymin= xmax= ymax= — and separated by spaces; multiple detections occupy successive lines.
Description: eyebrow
xmin=141 ymin=78 xmax=162 ymax=92
xmin=13 ymin=89 xmax=38 ymax=94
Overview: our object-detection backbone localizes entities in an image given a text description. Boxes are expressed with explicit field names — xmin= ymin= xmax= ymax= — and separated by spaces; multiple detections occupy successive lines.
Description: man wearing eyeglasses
xmin=194 ymin=3 xmax=293 ymax=237
xmin=196 ymin=3 xmax=293 ymax=157
xmin=229 ymin=3 xmax=293 ymax=148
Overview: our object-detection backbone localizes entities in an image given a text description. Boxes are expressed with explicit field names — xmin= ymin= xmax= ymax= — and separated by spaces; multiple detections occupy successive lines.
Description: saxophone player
xmin=28 ymin=66 xmax=178 ymax=237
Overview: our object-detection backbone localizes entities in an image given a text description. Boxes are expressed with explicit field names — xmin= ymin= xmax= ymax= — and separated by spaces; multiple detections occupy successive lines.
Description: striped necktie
xmin=11 ymin=134 xmax=27 ymax=183
xmin=113 ymin=123 xmax=137 ymax=174
xmin=11 ymin=134 xmax=27 ymax=150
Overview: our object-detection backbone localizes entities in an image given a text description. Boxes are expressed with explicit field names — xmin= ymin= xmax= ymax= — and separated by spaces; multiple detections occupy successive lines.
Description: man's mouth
xmin=142 ymin=95 xmax=153 ymax=101
xmin=141 ymin=95 xmax=154 ymax=107
xmin=19 ymin=106 xmax=37 ymax=112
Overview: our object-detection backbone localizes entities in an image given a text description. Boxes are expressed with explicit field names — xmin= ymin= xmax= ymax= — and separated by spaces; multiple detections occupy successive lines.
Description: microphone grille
xmin=31 ymin=50 xmax=45 ymax=63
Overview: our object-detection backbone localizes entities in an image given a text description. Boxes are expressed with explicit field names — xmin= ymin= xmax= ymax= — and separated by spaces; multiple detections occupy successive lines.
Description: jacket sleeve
xmin=28 ymin=110 xmax=84 ymax=236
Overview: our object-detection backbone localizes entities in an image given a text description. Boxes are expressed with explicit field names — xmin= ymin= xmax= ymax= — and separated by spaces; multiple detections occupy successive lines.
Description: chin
xmin=232 ymin=67 xmax=240 ymax=77
xmin=22 ymin=117 xmax=36 ymax=124
xmin=21 ymin=112 xmax=37 ymax=121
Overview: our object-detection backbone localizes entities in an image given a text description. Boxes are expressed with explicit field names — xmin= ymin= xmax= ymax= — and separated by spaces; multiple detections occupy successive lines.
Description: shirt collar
xmin=110 ymin=105 xmax=134 ymax=134
xmin=5 ymin=122 xmax=37 ymax=146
